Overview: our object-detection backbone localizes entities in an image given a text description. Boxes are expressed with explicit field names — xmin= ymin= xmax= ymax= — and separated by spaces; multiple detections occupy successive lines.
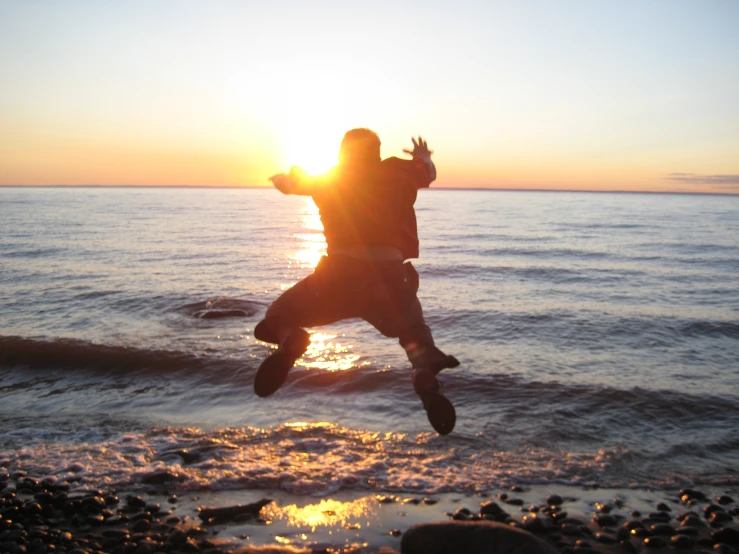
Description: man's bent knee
xmin=254 ymin=316 xmax=289 ymax=344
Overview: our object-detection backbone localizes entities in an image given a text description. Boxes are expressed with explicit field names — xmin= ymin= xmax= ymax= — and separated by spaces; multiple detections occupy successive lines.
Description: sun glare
xmin=283 ymin=127 xmax=339 ymax=176
xmin=252 ymin=60 xmax=359 ymax=177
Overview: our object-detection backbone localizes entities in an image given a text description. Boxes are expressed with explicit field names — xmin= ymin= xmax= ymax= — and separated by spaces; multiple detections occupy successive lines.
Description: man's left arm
xmin=403 ymin=136 xmax=437 ymax=188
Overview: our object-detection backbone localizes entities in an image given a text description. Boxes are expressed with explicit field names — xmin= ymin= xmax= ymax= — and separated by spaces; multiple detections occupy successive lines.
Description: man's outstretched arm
xmin=269 ymin=167 xmax=329 ymax=196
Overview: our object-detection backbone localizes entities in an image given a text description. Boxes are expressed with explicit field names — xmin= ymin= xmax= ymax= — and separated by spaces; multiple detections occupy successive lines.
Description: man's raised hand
xmin=403 ymin=136 xmax=433 ymax=161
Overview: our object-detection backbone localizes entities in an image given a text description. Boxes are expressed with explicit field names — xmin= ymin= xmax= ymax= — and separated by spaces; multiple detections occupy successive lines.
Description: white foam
xmin=0 ymin=421 xmax=664 ymax=495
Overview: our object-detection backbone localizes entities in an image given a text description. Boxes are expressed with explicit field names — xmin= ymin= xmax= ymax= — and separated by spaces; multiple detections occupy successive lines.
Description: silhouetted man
xmin=254 ymin=129 xmax=459 ymax=434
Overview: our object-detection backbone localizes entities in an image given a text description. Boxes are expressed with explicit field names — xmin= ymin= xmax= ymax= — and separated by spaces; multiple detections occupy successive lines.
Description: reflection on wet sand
xmin=264 ymin=496 xmax=379 ymax=532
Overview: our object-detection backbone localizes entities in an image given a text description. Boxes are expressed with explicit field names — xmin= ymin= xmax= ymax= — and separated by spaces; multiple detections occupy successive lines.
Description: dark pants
xmin=254 ymin=255 xmax=448 ymax=369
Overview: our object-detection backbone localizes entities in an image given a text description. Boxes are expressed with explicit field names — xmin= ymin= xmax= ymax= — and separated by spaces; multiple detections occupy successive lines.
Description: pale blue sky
xmin=1 ymin=0 xmax=738 ymax=191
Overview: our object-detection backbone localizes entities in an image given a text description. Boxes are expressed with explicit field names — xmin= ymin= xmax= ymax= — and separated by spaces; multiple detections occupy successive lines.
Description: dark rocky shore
xmin=1 ymin=470 xmax=738 ymax=554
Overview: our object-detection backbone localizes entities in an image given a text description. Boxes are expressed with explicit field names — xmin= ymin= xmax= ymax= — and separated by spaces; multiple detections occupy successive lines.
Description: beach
xmin=2 ymin=470 xmax=738 ymax=553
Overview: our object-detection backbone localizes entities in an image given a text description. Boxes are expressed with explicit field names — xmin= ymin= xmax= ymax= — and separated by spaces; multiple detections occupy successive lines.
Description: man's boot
xmin=254 ymin=328 xmax=311 ymax=398
xmin=412 ymin=367 xmax=456 ymax=435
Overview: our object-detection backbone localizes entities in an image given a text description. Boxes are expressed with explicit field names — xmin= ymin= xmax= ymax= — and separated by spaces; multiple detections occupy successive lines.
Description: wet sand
xmin=2 ymin=471 xmax=738 ymax=553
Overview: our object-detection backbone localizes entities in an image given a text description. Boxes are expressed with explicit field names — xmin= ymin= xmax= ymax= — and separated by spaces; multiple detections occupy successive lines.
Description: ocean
xmin=1 ymin=186 xmax=738 ymax=496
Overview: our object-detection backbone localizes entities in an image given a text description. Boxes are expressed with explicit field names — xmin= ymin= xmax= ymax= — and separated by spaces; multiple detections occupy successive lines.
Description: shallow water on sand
xmin=1 ymin=187 xmax=738 ymax=494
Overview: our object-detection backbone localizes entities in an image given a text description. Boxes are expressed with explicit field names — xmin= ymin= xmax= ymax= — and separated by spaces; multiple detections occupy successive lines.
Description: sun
xmin=282 ymin=125 xmax=340 ymax=176
xmin=251 ymin=60 xmax=358 ymax=177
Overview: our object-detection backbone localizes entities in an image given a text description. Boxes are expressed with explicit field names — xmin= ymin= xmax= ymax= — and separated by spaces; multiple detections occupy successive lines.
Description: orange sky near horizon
xmin=1 ymin=1 xmax=738 ymax=194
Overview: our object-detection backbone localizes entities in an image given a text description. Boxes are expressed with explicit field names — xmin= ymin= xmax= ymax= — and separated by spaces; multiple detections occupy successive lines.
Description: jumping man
xmin=253 ymin=128 xmax=459 ymax=435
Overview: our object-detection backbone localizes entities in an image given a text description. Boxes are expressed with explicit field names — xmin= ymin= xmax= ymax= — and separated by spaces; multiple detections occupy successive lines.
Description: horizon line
xmin=1 ymin=184 xmax=738 ymax=196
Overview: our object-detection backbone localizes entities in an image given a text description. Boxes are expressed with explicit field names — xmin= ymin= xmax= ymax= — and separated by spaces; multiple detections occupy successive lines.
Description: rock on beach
xmin=400 ymin=520 xmax=557 ymax=554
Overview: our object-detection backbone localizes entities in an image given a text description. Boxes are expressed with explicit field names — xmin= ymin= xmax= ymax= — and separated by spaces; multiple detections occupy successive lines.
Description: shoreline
xmin=2 ymin=471 xmax=737 ymax=553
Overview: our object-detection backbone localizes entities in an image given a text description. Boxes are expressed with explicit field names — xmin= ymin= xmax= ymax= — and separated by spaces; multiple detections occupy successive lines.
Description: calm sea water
xmin=1 ymin=186 xmax=738 ymax=495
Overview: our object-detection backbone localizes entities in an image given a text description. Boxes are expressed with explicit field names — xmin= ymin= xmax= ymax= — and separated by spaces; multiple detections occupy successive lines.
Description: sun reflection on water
xmin=287 ymin=198 xmax=326 ymax=270
xmin=264 ymin=497 xmax=378 ymax=532
xmin=304 ymin=332 xmax=362 ymax=372
xmin=268 ymin=331 xmax=363 ymax=372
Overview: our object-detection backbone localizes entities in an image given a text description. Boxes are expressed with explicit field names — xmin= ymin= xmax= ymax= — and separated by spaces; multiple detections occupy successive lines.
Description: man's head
xmin=339 ymin=128 xmax=381 ymax=168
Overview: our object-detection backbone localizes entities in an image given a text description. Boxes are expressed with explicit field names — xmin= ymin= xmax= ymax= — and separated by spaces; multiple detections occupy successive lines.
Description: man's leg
xmin=364 ymin=262 xmax=459 ymax=435
xmin=253 ymin=283 xmax=314 ymax=398
xmin=397 ymin=308 xmax=460 ymax=374
xmin=393 ymin=261 xmax=459 ymax=374
xmin=394 ymin=296 xmax=459 ymax=435
xmin=253 ymin=257 xmax=357 ymax=397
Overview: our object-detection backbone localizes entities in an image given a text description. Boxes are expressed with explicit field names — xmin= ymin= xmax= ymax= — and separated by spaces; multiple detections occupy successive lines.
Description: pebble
xmin=547 ymin=494 xmax=564 ymax=506
xmin=709 ymin=511 xmax=734 ymax=525
xmin=125 ymin=495 xmax=146 ymax=509
xmin=561 ymin=523 xmax=584 ymax=536
xmin=644 ymin=535 xmax=667 ymax=548
xmin=671 ymin=534 xmax=696 ymax=549
xmin=451 ymin=507 xmax=473 ymax=520
xmin=167 ymin=529 xmax=187 ymax=545
xmin=682 ymin=516 xmax=708 ymax=528
xmin=132 ymin=519 xmax=151 ymax=532
xmin=680 ymin=489 xmax=708 ymax=502
xmin=521 ymin=513 xmax=554 ymax=534
xmin=595 ymin=531 xmax=617 ymax=544
xmin=102 ymin=529 xmax=130 ymax=540
xmin=560 ymin=517 xmax=588 ymax=527
xmin=623 ymin=520 xmax=646 ymax=531
xmin=620 ymin=539 xmax=638 ymax=553
xmin=594 ymin=514 xmax=618 ymax=527
xmin=712 ymin=528 xmax=739 ymax=546
xmin=650 ymin=523 xmax=677 ymax=535
xmin=479 ymin=501 xmax=504 ymax=517
xmin=551 ymin=510 xmax=569 ymax=521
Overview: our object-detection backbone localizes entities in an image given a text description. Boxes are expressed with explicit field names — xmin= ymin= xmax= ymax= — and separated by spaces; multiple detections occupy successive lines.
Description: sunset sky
xmin=1 ymin=1 xmax=738 ymax=193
